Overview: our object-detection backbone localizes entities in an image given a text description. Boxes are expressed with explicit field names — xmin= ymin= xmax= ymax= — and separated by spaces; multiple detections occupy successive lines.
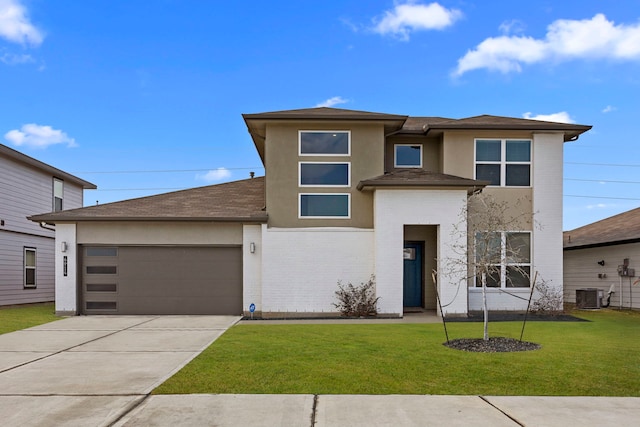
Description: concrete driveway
xmin=0 ymin=315 xmax=240 ymax=426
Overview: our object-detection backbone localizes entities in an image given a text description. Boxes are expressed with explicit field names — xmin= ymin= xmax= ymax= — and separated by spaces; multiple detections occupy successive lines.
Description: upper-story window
xmin=394 ymin=144 xmax=422 ymax=168
xmin=299 ymin=131 xmax=350 ymax=156
xmin=24 ymin=247 xmax=37 ymax=288
xmin=475 ymin=139 xmax=531 ymax=187
xmin=299 ymin=162 xmax=350 ymax=187
xmin=53 ymin=178 xmax=64 ymax=211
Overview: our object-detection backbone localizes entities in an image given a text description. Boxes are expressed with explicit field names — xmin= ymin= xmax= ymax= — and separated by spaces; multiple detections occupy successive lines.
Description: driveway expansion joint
xmin=479 ymin=395 xmax=525 ymax=426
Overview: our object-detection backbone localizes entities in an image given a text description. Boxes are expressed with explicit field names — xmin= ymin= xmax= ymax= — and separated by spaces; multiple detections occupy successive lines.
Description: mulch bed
xmin=445 ymin=313 xmax=588 ymax=322
xmin=444 ymin=337 xmax=541 ymax=353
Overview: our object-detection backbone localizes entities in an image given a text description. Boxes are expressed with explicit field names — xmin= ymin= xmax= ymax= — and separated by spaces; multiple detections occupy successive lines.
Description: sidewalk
xmin=114 ymin=394 xmax=640 ymax=427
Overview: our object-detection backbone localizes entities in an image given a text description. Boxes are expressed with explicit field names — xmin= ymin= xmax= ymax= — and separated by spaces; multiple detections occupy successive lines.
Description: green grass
xmin=154 ymin=309 xmax=640 ymax=396
xmin=0 ymin=303 xmax=58 ymax=335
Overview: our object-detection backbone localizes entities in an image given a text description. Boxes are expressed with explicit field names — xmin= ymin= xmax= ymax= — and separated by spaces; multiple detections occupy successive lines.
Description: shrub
xmin=333 ymin=276 xmax=379 ymax=317
xmin=530 ymin=280 xmax=563 ymax=315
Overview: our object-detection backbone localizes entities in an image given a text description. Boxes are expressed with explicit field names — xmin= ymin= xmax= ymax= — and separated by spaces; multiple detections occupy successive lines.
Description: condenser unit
xmin=576 ymin=288 xmax=601 ymax=309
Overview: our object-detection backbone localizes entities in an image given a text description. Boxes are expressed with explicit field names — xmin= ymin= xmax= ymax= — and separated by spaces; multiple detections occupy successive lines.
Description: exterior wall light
xmin=250 ymin=242 xmax=256 ymax=253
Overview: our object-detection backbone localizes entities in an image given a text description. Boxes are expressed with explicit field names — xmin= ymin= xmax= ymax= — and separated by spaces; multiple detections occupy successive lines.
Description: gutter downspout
xmin=39 ymin=222 xmax=55 ymax=231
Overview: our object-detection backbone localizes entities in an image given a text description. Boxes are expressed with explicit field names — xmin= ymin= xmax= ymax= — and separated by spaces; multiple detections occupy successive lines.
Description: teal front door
xmin=403 ymin=242 xmax=423 ymax=307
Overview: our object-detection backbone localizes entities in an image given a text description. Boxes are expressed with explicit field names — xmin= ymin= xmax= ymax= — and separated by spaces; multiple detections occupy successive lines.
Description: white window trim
xmin=53 ymin=177 xmax=64 ymax=211
xmin=298 ymin=193 xmax=351 ymax=219
xmin=394 ymin=144 xmax=423 ymax=168
xmin=474 ymin=231 xmax=532 ymax=288
xmin=24 ymin=247 xmax=36 ymax=289
xmin=299 ymin=130 xmax=351 ymax=156
xmin=298 ymin=162 xmax=351 ymax=187
xmin=474 ymin=139 xmax=532 ymax=188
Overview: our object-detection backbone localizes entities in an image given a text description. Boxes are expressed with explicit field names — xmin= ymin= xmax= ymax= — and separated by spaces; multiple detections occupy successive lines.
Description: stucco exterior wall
xmin=564 ymin=243 xmax=640 ymax=310
xmin=264 ymin=122 xmax=384 ymax=228
xmin=76 ymin=221 xmax=243 ymax=245
xmin=260 ymin=226 xmax=375 ymax=316
xmin=374 ymin=189 xmax=469 ymax=316
xmin=384 ymin=135 xmax=441 ymax=173
xmin=54 ymin=223 xmax=77 ymax=315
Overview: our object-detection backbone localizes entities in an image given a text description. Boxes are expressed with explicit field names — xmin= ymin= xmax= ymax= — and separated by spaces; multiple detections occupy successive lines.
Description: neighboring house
xmin=564 ymin=208 xmax=640 ymax=310
xmin=0 ymin=143 xmax=96 ymax=306
xmin=30 ymin=107 xmax=591 ymax=317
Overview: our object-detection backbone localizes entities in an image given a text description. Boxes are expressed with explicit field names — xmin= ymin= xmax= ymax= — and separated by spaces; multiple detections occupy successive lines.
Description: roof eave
xmin=29 ymin=215 xmax=269 ymax=223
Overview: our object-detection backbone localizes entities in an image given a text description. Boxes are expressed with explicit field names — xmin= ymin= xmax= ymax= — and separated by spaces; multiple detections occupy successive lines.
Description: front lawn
xmin=154 ymin=309 xmax=640 ymax=396
xmin=0 ymin=303 xmax=58 ymax=335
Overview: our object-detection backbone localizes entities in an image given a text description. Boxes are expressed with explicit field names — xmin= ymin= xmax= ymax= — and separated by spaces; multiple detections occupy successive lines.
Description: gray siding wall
xmin=564 ymin=242 xmax=640 ymax=310
xmin=0 ymin=153 xmax=84 ymax=305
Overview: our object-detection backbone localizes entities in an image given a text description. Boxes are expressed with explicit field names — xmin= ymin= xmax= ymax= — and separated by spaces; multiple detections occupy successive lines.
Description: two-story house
xmin=30 ymin=107 xmax=590 ymax=317
xmin=1 ymin=143 xmax=96 ymax=306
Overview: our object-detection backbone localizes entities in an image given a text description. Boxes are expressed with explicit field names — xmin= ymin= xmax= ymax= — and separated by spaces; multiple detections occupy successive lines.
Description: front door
xmin=403 ymin=242 xmax=423 ymax=307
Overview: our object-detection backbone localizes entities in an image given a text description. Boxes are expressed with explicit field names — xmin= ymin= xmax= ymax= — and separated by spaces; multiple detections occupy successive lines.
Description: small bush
xmin=333 ymin=276 xmax=379 ymax=317
xmin=531 ymin=280 xmax=563 ymax=315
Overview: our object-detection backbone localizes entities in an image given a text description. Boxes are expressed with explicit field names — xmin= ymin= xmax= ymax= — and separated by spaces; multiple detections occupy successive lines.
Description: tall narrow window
xmin=53 ymin=178 xmax=64 ymax=211
xmin=24 ymin=247 xmax=36 ymax=288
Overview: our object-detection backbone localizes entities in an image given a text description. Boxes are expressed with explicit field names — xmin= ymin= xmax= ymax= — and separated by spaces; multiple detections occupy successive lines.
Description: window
xmin=475 ymin=139 xmax=531 ymax=186
xmin=394 ymin=144 xmax=422 ymax=168
xmin=475 ymin=232 xmax=531 ymax=288
xmin=86 ymin=247 xmax=118 ymax=257
xmin=299 ymin=163 xmax=350 ymax=186
xmin=299 ymin=194 xmax=350 ymax=218
xmin=299 ymin=131 xmax=350 ymax=156
xmin=24 ymin=247 xmax=36 ymax=288
xmin=53 ymin=178 xmax=64 ymax=211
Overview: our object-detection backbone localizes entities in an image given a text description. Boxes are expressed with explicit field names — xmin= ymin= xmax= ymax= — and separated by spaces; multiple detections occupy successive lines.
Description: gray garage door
xmin=80 ymin=246 xmax=242 ymax=315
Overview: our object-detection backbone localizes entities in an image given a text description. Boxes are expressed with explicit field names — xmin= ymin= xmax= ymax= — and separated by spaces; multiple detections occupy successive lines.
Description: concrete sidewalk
xmin=114 ymin=394 xmax=640 ymax=427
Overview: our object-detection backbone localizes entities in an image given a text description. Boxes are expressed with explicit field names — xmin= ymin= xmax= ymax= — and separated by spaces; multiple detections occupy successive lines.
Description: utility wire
xmin=564 ymin=194 xmax=640 ymax=201
xmin=566 ymin=161 xmax=640 ymax=168
xmin=74 ymin=166 xmax=264 ymax=174
xmin=565 ymin=178 xmax=640 ymax=184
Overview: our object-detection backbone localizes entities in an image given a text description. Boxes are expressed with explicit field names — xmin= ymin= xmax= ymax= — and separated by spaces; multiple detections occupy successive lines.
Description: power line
xmin=74 ymin=166 xmax=264 ymax=174
xmin=565 ymin=178 xmax=640 ymax=184
xmin=564 ymin=194 xmax=640 ymax=201
xmin=566 ymin=162 xmax=640 ymax=168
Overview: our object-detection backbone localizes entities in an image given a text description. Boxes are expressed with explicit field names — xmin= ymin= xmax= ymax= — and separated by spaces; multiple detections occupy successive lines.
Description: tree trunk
xmin=482 ymin=272 xmax=489 ymax=341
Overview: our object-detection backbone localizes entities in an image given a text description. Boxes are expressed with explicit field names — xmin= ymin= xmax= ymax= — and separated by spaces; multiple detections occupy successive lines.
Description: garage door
xmin=80 ymin=246 xmax=242 ymax=315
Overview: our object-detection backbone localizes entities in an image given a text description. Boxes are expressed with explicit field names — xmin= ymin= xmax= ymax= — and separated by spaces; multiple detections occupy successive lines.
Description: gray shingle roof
xmin=357 ymin=169 xmax=489 ymax=192
xmin=564 ymin=207 xmax=640 ymax=249
xmin=29 ymin=176 xmax=267 ymax=223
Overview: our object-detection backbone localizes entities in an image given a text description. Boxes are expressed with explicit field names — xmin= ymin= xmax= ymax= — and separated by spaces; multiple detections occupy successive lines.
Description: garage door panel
xmin=82 ymin=246 xmax=242 ymax=315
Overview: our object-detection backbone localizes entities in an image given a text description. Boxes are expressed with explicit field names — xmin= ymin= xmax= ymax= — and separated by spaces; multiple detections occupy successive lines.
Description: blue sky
xmin=2 ymin=0 xmax=640 ymax=231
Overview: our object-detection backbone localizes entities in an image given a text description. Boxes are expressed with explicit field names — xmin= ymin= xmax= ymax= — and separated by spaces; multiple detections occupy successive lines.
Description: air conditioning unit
xmin=576 ymin=288 xmax=601 ymax=309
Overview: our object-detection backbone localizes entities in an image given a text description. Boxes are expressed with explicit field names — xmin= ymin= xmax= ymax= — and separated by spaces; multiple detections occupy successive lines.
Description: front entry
xmin=403 ymin=241 xmax=423 ymax=307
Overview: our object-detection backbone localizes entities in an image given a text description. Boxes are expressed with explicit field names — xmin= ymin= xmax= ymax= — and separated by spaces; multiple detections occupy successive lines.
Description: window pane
xmin=475 ymin=232 xmax=501 ymax=264
xmin=476 ymin=140 xmax=501 ymax=161
xmin=54 ymin=197 xmax=63 ymax=212
xmin=506 ymin=266 xmax=531 ymax=287
xmin=300 ymin=163 xmax=349 ymax=186
xmin=25 ymin=250 xmax=36 ymax=267
xmin=477 ymin=268 xmax=501 ymax=288
xmin=506 ymin=140 xmax=531 ymax=161
xmin=300 ymin=194 xmax=349 ymax=217
xmin=25 ymin=269 xmax=36 ymax=286
xmin=86 ymin=247 xmax=118 ymax=257
xmin=300 ymin=132 xmax=349 ymax=155
xmin=86 ymin=266 xmax=117 ymax=274
xmin=506 ymin=233 xmax=531 ymax=263
xmin=506 ymin=164 xmax=530 ymax=186
xmin=54 ymin=179 xmax=64 ymax=197
xmin=395 ymin=145 xmax=422 ymax=167
xmin=476 ymin=164 xmax=501 ymax=185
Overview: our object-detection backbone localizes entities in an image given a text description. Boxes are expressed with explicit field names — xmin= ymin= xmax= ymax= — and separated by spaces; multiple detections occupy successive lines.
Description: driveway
xmin=0 ymin=315 xmax=239 ymax=426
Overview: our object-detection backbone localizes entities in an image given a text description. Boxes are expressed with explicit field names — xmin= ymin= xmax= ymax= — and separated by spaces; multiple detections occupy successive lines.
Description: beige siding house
xmin=564 ymin=208 xmax=640 ymax=310
xmin=0 ymin=144 xmax=95 ymax=306
xmin=31 ymin=107 xmax=591 ymax=317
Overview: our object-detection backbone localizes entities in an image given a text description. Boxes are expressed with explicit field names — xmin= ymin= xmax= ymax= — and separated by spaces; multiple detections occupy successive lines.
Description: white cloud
xmin=197 ymin=168 xmax=232 ymax=182
xmin=0 ymin=50 xmax=33 ymax=65
xmin=4 ymin=124 xmax=77 ymax=148
xmin=372 ymin=1 xmax=462 ymax=41
xmin=454 ymin=14 xmax=640 ymax=76
xmin=315 ymin=96 xmax=349 ymax=108
xmin=0 ymin=0 xmax=44 ymax=46
xmin=602 ymin=105 xmax=616 ymax=113
xmin=522 ymin=111 xmax=575 ymax=124
xmin=499 ymin=19 xmax=526 ymax=35
xmin=587 ymin=203 xmax=610 ymax=209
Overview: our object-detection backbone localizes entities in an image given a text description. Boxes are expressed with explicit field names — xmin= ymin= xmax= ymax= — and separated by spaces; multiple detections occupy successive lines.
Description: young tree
xmin=445 ymin=191 xmax=535 ymax=341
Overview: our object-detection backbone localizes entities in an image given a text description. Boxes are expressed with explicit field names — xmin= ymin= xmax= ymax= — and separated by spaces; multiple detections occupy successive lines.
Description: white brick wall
xmin=374 ymin=189 xmax=469 ymax=316
xmin=260 ymin=226 xmax=375 ymax=315
xmin=243 ymin=224 xmax=263 ymax=314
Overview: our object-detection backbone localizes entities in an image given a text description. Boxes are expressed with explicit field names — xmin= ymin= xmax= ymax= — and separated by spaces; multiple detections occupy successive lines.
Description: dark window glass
xmin=476 ymin=164 xmax=501 ymax=185
xmin=395 ymin=145 xmax=422 ymax=167
xmin=300 ymin=194 xmax=349 ymax=217
xmin=506 ymin=140 xmax=531 ymax=161
xmin=477 ymin=268 xmax=502 ymax=288
xmin=300 ymin=163 xmax=349 ymax=186
xmin=300 ymin=132 xmax=349 ymax=155
xmin=86 ymin=266 xmax=117 ymax=274
xmin=506 ymin=266 xmax=531 ymax=287
xmin=25 ymin=269 xmax=36 ymax=286
xmin=506 ymin=165 xmax=530 ymax=186
xmin=86 ymin=247 xmax=118 ymax=257
xmin=86 ymin=284 xmax=117 ymax=292
xmin=476 ymin=140 xmax=501 ymax=161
